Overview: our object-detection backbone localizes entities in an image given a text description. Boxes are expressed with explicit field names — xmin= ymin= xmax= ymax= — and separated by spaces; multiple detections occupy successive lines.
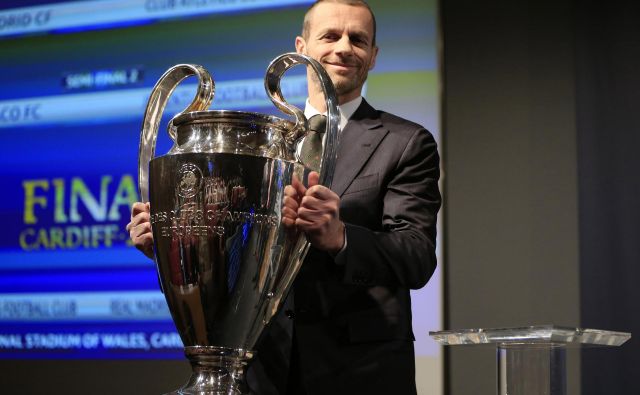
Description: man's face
xmin=296 ymin=3 xmax=378 ymax=102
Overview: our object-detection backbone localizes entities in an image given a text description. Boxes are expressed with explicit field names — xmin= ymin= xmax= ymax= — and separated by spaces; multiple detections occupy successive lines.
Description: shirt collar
xmin=304 ymin=96 xmax=363 ymax=131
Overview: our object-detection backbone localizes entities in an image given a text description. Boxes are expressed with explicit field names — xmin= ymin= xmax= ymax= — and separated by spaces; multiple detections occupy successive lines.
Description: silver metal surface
xmin=137 ymin=53 xmax=339 ymax=394
xmin=265 ymin=53 xmax=340 ymax=188
xmin=139 ymin=64 xmax=214 ymax=203
xmin=150 ymin=153 xmax=306 ymax=349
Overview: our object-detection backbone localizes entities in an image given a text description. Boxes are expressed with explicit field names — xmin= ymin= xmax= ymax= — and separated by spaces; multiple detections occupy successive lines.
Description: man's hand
xmin=125 ymin=202 xmax=154 ymax=259
xmin=282 ymin=175 xmax=304 ymax=228
xmin=282 ymin=172 xmax=345 ymax=254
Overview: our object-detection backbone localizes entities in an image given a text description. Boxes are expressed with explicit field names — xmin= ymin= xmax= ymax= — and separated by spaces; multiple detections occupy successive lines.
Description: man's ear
xmin=369 ymin=46 xmax=379 ymax=70
xmin=295 ymin=36 xmax=306 ymax=54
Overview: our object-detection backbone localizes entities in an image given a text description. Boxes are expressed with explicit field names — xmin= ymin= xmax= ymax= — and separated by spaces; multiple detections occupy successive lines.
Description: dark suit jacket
xmin=248 ymin=99 xmax=441 ymax=395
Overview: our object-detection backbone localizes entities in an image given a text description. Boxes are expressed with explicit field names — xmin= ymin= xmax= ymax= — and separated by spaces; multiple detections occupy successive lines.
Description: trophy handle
xmin=264 ymin=53 xmax=340 ymax=188
xmin=138 ymin=64 xmax=214 ymax=203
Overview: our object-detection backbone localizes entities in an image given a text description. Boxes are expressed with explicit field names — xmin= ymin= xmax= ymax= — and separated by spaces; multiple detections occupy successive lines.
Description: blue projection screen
xmin=0 ymin=0 xmax=441 ymax=383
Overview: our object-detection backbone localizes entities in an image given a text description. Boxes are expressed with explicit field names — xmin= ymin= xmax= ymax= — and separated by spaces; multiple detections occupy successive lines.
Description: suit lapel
xmin=332 ymin=99 xmax=388 ymax=197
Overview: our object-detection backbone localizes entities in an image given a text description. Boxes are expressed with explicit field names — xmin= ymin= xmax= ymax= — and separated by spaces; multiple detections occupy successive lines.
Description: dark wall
xmin=443 ymin=0 xmax=638 ymax=394
xmin=442 ymin=0 xmax=581 ymax=393
xmin=575 ymin=1 xmax=640 ymax=395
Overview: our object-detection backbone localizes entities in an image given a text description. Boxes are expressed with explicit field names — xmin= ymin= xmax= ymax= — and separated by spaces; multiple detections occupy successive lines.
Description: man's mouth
xmin=324 ymin=61 xmax=357 ymax=72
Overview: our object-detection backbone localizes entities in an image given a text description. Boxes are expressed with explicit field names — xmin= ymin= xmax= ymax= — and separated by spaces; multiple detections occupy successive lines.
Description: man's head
xmin=295 ymin=0 xmax=378 ymax=106
xmin=301 ymin=0 xmax=377 ymax=46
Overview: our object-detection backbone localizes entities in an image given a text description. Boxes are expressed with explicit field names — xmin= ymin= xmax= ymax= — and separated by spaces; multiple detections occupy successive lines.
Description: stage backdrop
xmin=0 ymin=0 xmax=442 ymax=393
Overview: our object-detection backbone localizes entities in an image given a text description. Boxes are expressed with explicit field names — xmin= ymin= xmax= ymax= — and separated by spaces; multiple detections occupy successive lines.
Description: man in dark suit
xmin=128 ymin=1 xmax=440 ymax=394
xmin=254 ymin=3 xmax=441 ymax=394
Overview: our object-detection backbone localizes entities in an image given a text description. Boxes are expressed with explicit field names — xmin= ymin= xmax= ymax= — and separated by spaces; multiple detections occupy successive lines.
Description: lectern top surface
xmin=429 ymin=325 xmax=630 ymax=347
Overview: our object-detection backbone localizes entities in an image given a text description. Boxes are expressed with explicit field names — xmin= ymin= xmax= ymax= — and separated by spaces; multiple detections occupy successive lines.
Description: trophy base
xmin=165 ymin=346 xmax=253 ymax=395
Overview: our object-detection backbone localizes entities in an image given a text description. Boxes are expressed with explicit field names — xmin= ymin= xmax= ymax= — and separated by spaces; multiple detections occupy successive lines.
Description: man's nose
xmin=334 ymin=35 xmax=354 ymax=55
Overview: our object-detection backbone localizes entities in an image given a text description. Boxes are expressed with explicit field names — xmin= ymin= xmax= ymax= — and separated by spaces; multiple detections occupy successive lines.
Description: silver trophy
xmin=138 ymin=53 xmax=339 ymax=394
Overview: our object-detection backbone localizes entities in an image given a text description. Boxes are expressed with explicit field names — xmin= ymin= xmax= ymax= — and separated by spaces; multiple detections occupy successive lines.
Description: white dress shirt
xmin=303 ymin=96 xmax=363 ymax=131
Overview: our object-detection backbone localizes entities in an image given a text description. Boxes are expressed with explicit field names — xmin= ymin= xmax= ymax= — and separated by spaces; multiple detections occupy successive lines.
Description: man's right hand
xmin=126 ymin=202 xmax=154 ymax=259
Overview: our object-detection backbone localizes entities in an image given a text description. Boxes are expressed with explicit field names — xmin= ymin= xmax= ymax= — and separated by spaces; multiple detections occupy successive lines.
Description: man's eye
xmin=351 ymin=36 xmax=367 ymax=46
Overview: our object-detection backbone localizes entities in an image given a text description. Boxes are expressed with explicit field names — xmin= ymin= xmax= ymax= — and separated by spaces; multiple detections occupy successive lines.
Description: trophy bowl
xmin=137 ymin=54 xmax=339 ymax=394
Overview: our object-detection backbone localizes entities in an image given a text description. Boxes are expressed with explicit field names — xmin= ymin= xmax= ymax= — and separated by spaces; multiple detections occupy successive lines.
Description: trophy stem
xmin=166 ymin=346 xmax=253 ymax=395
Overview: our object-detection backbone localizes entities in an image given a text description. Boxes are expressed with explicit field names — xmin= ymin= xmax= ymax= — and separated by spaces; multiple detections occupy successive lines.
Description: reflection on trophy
xmin=138 ymin=53 xmax=339 ymax=394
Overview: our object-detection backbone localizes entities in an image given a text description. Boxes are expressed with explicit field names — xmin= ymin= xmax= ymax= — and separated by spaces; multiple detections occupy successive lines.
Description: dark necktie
xmin=299 ymin=114 xmax=327 ymax=173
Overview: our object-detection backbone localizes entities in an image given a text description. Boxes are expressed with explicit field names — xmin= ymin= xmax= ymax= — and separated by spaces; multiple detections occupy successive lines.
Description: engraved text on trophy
xmin=150 ymin=163 xmax=278 ymax=239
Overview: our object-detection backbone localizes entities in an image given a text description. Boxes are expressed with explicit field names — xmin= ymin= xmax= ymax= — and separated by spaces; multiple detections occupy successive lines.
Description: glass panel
xmin=429 ymin=325 xmax=630 ymax=347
